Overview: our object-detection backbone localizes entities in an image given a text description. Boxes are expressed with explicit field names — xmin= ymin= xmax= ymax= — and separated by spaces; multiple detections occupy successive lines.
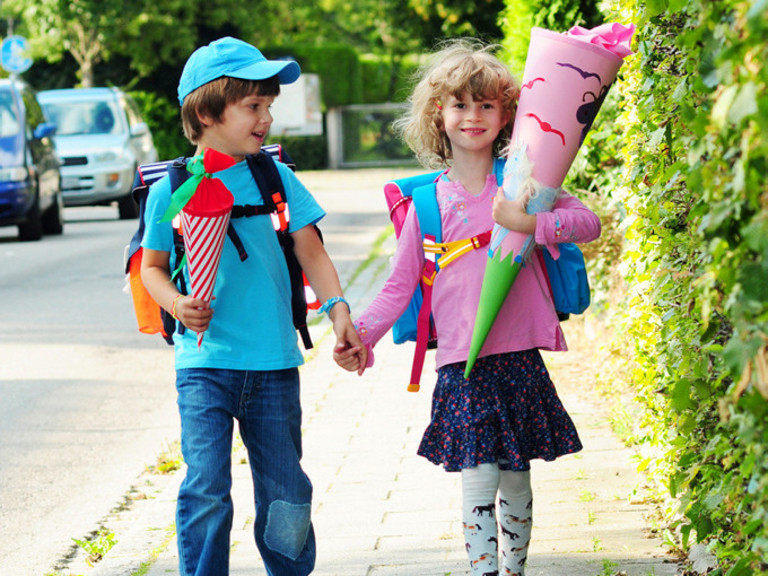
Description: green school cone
xmin=464 ymin=248 xmax=523 ymax=379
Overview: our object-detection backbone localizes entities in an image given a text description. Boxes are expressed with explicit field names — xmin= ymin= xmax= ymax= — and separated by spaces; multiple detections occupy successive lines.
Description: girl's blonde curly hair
xmin=394 ymin=38 xmax=519 ymax=168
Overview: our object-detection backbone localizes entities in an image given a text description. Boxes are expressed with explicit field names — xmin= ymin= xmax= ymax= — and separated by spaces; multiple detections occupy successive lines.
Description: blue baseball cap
xmin=177 ymin=37 xmax=301 ymax=105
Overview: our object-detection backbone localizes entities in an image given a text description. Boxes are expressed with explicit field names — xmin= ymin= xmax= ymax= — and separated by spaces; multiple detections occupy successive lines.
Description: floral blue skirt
xmin=417 ymin=349 xmax=582 ymax=472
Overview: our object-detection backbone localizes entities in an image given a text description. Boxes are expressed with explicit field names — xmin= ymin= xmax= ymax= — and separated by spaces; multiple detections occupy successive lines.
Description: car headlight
xmin=0 ymin=166 xmax=29 ymax=182
xmin=92 ymin=150 xmax=120 ymax=163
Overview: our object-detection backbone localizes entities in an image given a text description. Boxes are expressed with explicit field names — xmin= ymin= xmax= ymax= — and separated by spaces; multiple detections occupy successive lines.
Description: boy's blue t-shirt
xmin=141 ymin=158 xmax=325 ymax=371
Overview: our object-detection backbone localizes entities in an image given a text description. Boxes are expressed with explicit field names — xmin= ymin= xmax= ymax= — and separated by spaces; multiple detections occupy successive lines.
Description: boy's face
xmin=197 ymin=92 xmax=276 ymax=161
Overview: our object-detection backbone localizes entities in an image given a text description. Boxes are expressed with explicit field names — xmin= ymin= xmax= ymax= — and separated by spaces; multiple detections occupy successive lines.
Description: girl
xmin=335 ymin=39 xmax=601 ymax=575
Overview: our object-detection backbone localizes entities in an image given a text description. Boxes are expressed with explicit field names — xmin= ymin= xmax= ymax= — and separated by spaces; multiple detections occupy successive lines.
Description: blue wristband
xmin=318 ymin=296 xmax=350 ymax=316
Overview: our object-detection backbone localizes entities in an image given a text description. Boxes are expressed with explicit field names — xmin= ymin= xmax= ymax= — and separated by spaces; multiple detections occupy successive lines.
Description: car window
xmin=0 ymin=89 xmax=20 ymax=137
xmin=41 ymin=99 xmax=123 ymax=136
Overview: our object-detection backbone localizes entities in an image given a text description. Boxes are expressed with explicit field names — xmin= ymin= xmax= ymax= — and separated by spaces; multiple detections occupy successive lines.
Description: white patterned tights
xmin=461 ymin=463 xmax=532 ymax=576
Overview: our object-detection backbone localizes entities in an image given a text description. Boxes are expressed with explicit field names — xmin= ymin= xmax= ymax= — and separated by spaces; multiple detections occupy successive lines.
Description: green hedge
xmin=360 ymin=54 xmax=422 ymax=104
xmin=266 ymin=134 xmax=328 ymax=171
xmin=582 ymin=1 xmax=768 ymax=573
xmin=129 ymin=90 xmax=193 ymax=161
xmin=263 ymin=44 xmax=362 ymax=108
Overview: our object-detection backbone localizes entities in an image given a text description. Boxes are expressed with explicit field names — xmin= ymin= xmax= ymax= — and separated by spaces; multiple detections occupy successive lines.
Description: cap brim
xmin=230 ymin=60 xmax=301 ymax=85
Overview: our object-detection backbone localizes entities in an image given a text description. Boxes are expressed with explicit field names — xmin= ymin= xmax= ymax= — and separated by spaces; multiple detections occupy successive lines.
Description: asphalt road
xmin=0 ymin=167 xmax=420 ymax=576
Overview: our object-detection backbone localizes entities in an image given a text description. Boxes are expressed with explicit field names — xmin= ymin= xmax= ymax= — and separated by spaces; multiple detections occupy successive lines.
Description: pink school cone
xmin=464 ymin=23 xmax=635 ymax=379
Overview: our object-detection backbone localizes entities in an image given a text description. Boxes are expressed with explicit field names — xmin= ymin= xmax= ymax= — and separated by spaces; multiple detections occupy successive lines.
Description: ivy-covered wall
xmin=577 ymin=1 xmax=768 ymax=573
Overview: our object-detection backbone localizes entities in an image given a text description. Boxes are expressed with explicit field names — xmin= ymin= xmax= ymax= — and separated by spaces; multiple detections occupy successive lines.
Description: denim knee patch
xmin=264 ymin=500 xmax=312 ymax=560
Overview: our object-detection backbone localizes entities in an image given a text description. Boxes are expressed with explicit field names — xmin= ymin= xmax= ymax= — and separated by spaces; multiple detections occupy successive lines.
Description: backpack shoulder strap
xmin=245 ymin=151 xmax=289 ymax=231
xmin=167 ymin=157 xmax=190 ymax=190
xmin=493 ymin=156 xmax=505 ymax=185
xmin=406 ymin=179 xmax=441 ymax=392
xmin=244 ymin=151 xmax=314 ymax=350
xmin=411 ymin=181 xmax=442 ymax=245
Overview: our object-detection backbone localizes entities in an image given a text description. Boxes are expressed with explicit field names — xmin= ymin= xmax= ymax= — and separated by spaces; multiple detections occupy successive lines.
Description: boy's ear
xmin=196 ymin=107 xmax=213 ymax=127
xmin=197 ymin=113 xmax=211 ymax=128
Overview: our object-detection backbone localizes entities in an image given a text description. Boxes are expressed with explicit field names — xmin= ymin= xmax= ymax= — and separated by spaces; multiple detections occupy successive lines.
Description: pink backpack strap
xmin=408 ymin=234 xmax=438 ymax=392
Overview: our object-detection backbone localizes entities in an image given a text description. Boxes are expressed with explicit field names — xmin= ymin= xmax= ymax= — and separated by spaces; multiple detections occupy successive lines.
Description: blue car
xmin=0 ymin=78 xmax=63 ymax=240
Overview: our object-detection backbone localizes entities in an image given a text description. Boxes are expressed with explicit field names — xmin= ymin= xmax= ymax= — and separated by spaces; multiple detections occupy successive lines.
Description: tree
xmin=408 ymin=0 xmax=507 ymax=42
xmin=4 ymin=0 xmax=121 ymax=87
xmin=500 ymin=0 xmax=602 ymax=74
xmin=2 ymin=0 xmax=264 ymax=87
xmin=270 ymin=0 xmax=506 ymax=101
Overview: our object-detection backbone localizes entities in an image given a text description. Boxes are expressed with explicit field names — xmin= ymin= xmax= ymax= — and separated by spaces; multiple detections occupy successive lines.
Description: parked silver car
xmin=38 ymin=87 xmax=157 ymax=219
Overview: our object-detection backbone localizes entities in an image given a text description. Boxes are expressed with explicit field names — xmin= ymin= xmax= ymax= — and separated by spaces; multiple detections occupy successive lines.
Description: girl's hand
xmin=333 ymin=341 xmax=366 ymax=375
xmin=492 ymin=187 xmax=537 ymax=234
xmin=173 ymin=295 xmax=214 ymax=334
xmin=331 ymin=311 xmax=368 ymax=375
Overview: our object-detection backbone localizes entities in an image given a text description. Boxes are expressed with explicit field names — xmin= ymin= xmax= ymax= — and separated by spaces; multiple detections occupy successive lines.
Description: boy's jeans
xmin=175 ymin=367 xmax=315 ymax=576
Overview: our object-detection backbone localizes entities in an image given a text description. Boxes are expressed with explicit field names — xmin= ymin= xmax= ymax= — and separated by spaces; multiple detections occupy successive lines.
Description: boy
xmin=141 ymin=37 xmax=367 ymax=575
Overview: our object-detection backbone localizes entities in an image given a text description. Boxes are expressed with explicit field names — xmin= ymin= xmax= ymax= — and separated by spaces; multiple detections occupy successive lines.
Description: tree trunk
xmin=80 ymin=59 xmax=94 ymax=88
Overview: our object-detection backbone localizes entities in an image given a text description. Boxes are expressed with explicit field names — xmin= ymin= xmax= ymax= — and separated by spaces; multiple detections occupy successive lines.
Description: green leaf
xmin=698 ymin=39 xmax=720 ymax=89
xmin=727 ymin=82 xmax=759 ymax=125
xmin=712 ymin=85 xmax=739 ymax=128
xmin=668 ymin=0 xmax=688 ymax=12
xmin=672 ymin=78 xmax=689 ymax=103
xmin=725 ymin=558 xmax=755 ymax=576
xmin=739 ymin=262 xmax=768 ymax=304
xmin=741 ymin=218 xmax=768 ymax=254
xmin=671 ymin=379 xmax=695 ymax=411
xmin=647 ymin=126 xmax=667 ymax=148
xmin=644 ymin=0 xmax=668 ymax=18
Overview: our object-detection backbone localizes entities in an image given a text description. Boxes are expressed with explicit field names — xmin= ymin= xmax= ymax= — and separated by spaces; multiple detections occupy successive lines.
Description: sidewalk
xmin=76 ymin=169 xmax=681 ymax=576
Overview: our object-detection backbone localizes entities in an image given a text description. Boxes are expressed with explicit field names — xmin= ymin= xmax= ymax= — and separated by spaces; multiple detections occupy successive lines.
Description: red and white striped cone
xmin=181 ymin=208 xmax=231 ymax=347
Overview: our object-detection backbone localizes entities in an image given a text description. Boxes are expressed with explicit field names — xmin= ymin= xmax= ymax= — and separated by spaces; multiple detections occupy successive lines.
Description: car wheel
xmin=19 ymin=194 xmax=44 ymax=241
xmin=42 ymin=190 xmax=65 ymax=235
xmin=118 ymin=192 xmax=139 ymax=220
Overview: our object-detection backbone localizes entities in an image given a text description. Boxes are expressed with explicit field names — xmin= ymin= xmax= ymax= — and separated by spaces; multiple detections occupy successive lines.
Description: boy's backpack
xmin=125 ymin=144 xmax=319 ymax=349
xmin=383 ymin=159 xmax=591 ymax=392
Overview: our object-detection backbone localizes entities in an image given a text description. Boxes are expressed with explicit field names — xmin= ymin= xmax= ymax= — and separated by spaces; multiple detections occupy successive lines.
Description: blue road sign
xmin=1 ymin=35 xmax=33 ymax=74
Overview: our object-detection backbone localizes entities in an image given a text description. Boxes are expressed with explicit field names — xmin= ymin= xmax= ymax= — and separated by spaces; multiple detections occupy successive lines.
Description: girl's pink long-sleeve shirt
xmin=354 ymin=173 xmax=602 ymax=370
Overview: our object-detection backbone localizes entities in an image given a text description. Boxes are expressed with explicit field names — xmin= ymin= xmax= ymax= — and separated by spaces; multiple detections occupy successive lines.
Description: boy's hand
xmin=330 ymin=307 xmax=368 ymax=375
xmin=174 ymin=295 xmax=214 ymax=334
xmin=333 ymin=340 xmax=366 ymax=375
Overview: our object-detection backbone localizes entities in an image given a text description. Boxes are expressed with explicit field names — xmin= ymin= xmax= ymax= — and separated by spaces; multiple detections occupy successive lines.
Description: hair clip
xmin=435 ymin=100 xmax=443 ymax=110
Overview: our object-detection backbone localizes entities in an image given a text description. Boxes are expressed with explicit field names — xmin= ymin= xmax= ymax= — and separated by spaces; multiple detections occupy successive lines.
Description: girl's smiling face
xmin=197 ymin=93 xmax=275 ymax=161
xmin=441 ymin=92 xmax=511 ymax=158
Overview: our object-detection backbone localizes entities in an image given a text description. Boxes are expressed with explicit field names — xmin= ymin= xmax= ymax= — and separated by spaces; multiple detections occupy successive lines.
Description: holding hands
xmin=325 ymin=298 xmax=368 ymax=375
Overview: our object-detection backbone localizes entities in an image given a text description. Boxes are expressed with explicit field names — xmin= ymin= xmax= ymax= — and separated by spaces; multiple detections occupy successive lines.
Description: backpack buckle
xmin=422 ymin=261 xmax=437 ymax=286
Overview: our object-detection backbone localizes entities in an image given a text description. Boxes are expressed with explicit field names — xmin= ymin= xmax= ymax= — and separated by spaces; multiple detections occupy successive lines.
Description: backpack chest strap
xmin=231 ymin=203 xmax=273 ymax=218
xmin=231 ymin=192 xmax=289 ymax=231
xmin=423 ymin=229 xmax=492 ymax=269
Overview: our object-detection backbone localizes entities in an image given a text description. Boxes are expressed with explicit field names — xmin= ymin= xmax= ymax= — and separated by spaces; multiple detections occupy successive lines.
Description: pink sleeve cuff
xmin=533 ymin=192 xmax=602 ymax=259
